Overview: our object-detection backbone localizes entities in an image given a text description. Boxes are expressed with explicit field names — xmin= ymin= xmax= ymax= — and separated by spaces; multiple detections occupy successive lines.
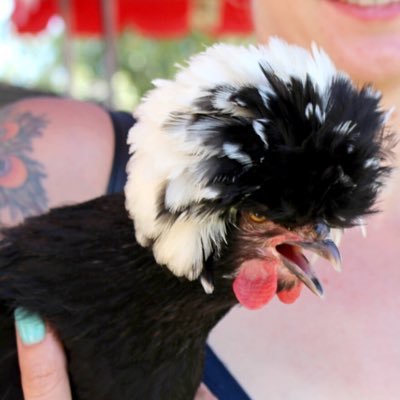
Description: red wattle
xmin=277 ymin=282 xmax=303 ymax=304
xmin=232 ymin=259 xmax=278 ymax=310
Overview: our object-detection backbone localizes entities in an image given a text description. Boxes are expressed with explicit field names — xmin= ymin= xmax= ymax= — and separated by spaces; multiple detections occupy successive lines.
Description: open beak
xmin=276 ymin=231 xmax=342 ymax=298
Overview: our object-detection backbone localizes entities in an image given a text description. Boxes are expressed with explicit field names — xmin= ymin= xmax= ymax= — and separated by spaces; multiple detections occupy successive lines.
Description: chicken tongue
xmin=232 ymin=259 xmax=278 ymax=310
xmin=279 ymin=248 xmax=324 ymax=297
xmin=278 ymin=239 xmax=341 ymax=297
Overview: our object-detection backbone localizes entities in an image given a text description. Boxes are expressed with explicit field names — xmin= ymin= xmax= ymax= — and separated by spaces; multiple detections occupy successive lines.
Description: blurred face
xmin=252 ymin=0 xmax=400 ymax=88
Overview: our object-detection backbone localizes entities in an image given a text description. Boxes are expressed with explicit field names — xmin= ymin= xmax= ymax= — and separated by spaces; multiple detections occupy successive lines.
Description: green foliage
xmin=70 ymin=31 xmax=252 ymax=110
xmin=118 ymin=31 xmax=216 ymax=97
xmin=1 ymin=25 xmax=252 ymax=110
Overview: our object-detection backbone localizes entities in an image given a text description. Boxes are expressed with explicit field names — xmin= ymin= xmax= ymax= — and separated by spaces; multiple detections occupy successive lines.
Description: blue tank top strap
xmin=203 ymin=345 xmax=252 ymax=400
xmin=106 ymin=111 xmax=136 ymax=194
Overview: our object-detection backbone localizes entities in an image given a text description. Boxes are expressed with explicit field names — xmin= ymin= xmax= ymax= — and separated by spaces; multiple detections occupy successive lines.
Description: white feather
xmin=305 ymin=102 xmax=314 ymax=119
xmin=383 ymin=106 xmax=395 ymax=124
xmin=252 ymin=120 xmax=269 ymax=148
xmin=200 ymin=276 xmax=215 ymax=294
xmin=333 ymin=120 xmax=356 ymax=135
xmin=357 ymin=218 xmax=367 ymax=238
xmin=222 ymin=143 xmax=252 ymax=166
xmin=125 ymin=38 xmax=341 ymax=280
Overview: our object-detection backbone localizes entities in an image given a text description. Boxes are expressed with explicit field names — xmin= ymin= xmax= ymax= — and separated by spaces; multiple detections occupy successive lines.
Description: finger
xmin=195 ymin=383 xmax=218 ymax=400
xmin=14 ymin=307 xmax=72 ymax=400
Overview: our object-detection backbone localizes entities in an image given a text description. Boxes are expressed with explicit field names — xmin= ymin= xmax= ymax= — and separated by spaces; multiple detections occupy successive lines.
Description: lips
xmin=328 ymin=0 xmax=400 ymax=20
xmin=336 ymin=0 xmax=400 ymax=5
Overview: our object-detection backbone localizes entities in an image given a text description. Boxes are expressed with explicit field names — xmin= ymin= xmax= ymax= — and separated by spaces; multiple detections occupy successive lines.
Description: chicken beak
xmin=278 ymin=239 xmax=342 ymax=298
xmin=279 ymin=253 xmax=324 ymax=298
xmin=297 ymin=239 xmax=342 ymax=272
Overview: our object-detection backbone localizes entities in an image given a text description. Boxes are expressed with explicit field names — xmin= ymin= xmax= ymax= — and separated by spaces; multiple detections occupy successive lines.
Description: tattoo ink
xmin=0 ymin=107 xmax=48 ymax=223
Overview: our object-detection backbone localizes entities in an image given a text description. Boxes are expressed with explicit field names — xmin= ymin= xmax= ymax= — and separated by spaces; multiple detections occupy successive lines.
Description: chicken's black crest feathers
xmin=167 ymin=71 xmax=392 ymax=229
xmin=243 ymin=72 xmax=393 ymax=227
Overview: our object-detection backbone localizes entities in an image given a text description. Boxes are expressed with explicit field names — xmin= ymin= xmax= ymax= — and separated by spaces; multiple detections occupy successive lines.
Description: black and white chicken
xmin=0 ymin=39 xmax=392 ymax=400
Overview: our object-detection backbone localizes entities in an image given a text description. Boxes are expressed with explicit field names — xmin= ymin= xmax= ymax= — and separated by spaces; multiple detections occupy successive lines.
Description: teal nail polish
xmin=14 ymin=307 xmax=46 ymax=345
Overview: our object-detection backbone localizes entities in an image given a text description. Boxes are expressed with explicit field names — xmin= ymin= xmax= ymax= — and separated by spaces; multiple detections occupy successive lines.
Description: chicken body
xmin=0 ymin=194 xmax=236 ymax=400
xmin=0 ymin=39 xmax=392 ymax=400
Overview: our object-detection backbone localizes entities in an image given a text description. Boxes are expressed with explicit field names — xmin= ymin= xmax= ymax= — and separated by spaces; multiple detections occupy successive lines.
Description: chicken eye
xmin=248 ymin=212 xmax=267 ymax=223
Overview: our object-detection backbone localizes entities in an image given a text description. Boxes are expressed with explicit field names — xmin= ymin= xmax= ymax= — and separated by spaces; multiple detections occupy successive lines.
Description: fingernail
xmin=14 ymin=307 xmax=46 ymax=345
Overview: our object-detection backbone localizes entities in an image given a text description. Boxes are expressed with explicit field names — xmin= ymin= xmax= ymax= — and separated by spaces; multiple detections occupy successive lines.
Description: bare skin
xmin=16 ymin=326 xmax=72 ymax=400
xmin=1 ymin=97 xmax=115 ymax=399
xmin=0 ymin=97 xmax=114 ymax=227
xmin=210 ymin=198 xmax=400 ymax=399
xmin=209 ymin=1 xmax=400 ymax=399
xmin=1 ymin=97 xmax=215 ymax=399
xmin=4 ymin=1 xmax=400 ymax=397
xmin=16 ymin=321 xmax=215 ymax=400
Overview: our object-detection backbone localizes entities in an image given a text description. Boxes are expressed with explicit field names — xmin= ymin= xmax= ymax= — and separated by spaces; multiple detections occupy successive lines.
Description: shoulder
xmin=0 ymin=97 xmax=116 ymax=226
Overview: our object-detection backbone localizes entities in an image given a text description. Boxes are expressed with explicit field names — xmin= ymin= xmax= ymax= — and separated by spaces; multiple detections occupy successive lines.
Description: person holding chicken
xmin=3 ymin=0 xmax=400 ymax=399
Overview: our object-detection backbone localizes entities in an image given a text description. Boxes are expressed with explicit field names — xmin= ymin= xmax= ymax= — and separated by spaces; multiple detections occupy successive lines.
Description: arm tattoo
xmin=0 ymin=105 xmax=48 ymax=225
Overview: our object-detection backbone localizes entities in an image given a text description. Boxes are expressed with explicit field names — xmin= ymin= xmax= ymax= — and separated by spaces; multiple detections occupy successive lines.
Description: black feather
xmin=0 ymin=60 xmax=393 ymax=400
xmin=0 ymin=194 xmax=238 ymax=400
xmin=247 ymin=73 xmax=393 ymax=227
xmin=164 ymin=67 xmax=393 ymax=229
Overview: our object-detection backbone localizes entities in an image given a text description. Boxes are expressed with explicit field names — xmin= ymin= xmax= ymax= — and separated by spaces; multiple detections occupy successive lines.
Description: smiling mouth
xmin=327 ymin=0 xmax=400 ymax=20
xmin=276 ymin=239 xmax=342 ymax=297
xmin=330 ymin=0 xmax=400 ymax=6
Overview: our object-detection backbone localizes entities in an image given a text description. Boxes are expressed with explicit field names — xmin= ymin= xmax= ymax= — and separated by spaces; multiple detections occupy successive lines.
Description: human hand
xmin=14 ymin=307 xmax=72 ymax=400
xmin=194 ymin=383 xmax=218 ymax=400
xmin=14 ymin=307 xmax=216 ymax=400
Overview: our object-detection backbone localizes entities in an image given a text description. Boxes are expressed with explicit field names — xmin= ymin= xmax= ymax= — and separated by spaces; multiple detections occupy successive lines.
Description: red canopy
xmin=12 ymin=0 xmax=253 ymax=38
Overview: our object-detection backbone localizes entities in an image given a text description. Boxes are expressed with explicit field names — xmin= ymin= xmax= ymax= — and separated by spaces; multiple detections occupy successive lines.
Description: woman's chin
xmin=327 ymin=34 xmax=400 ymax=84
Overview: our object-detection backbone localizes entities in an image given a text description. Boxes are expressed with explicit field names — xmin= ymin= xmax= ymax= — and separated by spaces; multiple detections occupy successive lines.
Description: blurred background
xmin=0 ymin=0 xmax=253 ymax=111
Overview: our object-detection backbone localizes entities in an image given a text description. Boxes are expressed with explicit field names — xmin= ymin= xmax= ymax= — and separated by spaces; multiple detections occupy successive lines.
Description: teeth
xmin=339 ymin=0 xmax=400 ymax=6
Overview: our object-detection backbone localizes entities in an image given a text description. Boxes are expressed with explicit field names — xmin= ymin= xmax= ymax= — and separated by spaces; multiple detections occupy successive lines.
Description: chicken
xmin=0 ymin=39 xmax=392 ymax=400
